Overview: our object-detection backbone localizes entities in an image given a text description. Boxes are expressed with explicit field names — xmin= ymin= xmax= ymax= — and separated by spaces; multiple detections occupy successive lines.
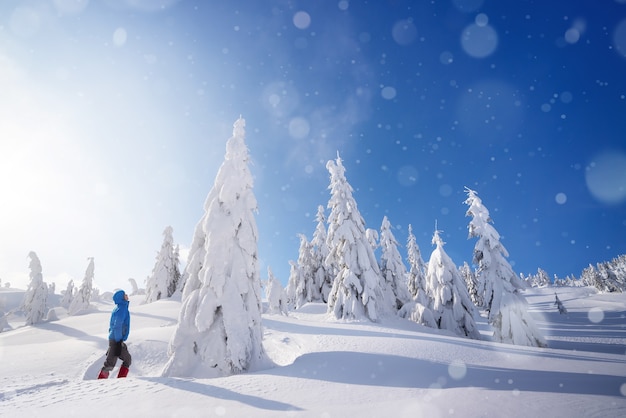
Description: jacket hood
xmin=113 ymin=290 xmax=126 ymax=304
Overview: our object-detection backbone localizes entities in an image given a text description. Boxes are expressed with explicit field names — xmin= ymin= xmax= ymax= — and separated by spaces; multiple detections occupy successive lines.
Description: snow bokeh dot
xmin=621 ymin=383 xmax=626 ymax=397
xmin=588 ymin=307 xmax=604 ymax=323
xmin=288 ymin=117 xmax=310 ymax=139
xmin=381 ymin=86 xmax=397 ymax=100
xmin=555 ymin=193 xmax=567 ymax=204
xmin=392 ymin=19 xmax=417 ymax=45
xmin=585 ymin=151 xmax=626 ymax=204
xmin=397 ymin=165 xmax=418 ymax=186
xmin=113 ymin=27 xmax=127 ymax=46
xmin=293 ymin=11 xmax=311 ymax=30
xmin=461 ymin=15 xmax=498 ymax=58
xmin=613 ymin=19 xmax=626 ymax=58
xmin=448 ymin=360 xmax=467 ymax=380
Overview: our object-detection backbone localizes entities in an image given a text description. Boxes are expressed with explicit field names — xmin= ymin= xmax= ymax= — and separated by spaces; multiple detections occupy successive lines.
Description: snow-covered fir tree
xmin=365 ymin=228 xmax=379 ymax=252
xmin=379 ymin=216 xmax=411 ymax=311
xmin=405 ymin=225 xmax=427 ymax=299
xmin=68 ymin=258 xmax=95 ymax=315
xmin=399 ymin=224 xmax=437 ymax=327
xmin=424 ymin=229 xmax=481 ymax=339
xmin=266 ymin=267 xmax=288 ymax=315
xmin=460 ymin=262 xmax=481 ymax=307
xmin=60 ymin=280 xmax=74 ymax=308
xmin=145 ymin=226 xmax=178 ymax=303
xmin=554 ymin=293 xmax=568 ymax=314
xmin=325 ymin=154 xmax=384 ymax=321
xmin=21 ymin=251 xmax=48 ymax=325
xmin=311 ymin=205 xmax=332 ymax=302
xmin=285 ymin=234 xmax=320 ymax=310
xmin=128 ymin=278 xmax=140 ymax=295
xmin=464 ymin=188 xmax=547 ymax=347
xmin=0 ymin=310 xmax=10 ymax=332
xmin=169 ymin=245 xmax=182 ymax=297
xmin=162 ymin=117 xmax=265 ymax=378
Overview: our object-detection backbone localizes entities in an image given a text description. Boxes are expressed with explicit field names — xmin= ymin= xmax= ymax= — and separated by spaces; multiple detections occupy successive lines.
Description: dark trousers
xmin=102 ymin=339 xmax=132 ymax=372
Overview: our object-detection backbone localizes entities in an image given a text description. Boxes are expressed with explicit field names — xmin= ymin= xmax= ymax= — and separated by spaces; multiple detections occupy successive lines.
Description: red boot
xmin=117 ymin=366 xmax=129 ymax=378
xmin=97 ymin=370 xmax=109 ymax=379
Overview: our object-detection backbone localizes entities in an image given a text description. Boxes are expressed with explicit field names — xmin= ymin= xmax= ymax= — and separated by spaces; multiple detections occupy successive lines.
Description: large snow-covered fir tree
xmin=21 ymin=251 xmax=48 ymax=325
xmin=325 ymin=154 xmax=384 ymax=321
xmin=464 ymin=187 xmax=547 ymax=347
xmin=145 ymin=226 xmax=178 ymax=303
xmin=311 ymin=205 xmax=332 ymax=302
xmin=424 ymin=229 xmax=481 ymax=339
xmin=379 ymin=216 xmax=411 ymax=311
xmin=68 ymin=258 xmax=95 ymax=315
xmin=162 ymin=117 xmax=265 ymax=378
xmin=399 ymin=225 xmax=437 ymax=328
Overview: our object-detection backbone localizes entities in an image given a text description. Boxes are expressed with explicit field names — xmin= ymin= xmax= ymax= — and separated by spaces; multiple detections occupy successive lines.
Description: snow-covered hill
xmin=1 ymin=287 xmax=625 ymax=417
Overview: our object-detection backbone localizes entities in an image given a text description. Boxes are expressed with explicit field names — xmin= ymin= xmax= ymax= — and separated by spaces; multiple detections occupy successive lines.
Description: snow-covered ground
xmin=1 ymin=286 xmax=625 ymax=417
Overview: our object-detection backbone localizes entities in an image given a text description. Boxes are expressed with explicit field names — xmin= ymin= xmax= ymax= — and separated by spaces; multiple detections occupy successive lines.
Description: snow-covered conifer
xmin=285 ymin=234 xmax=319 ymax=310
xmin=399 ymin=224 xmax=438 ymax=327
xmin=21 ymin=251 xmax=48 ymax=325
xmin=311 ymin=205 xmax=332 ymax=302
xmin=162 ymin=117 xmax=265 ymax=378
xmin=266 ymin=267 xmax=288 ymax=315
xmin=145 ymin=226 xmax=178 ymax=303
xmin=425 ymin=230 xmax=481 ymax=339
xmin=0 ymin=311 xmax=10 ymax=332
xmin=379 ymin=216 xmax=411 ymax=311
xmin=465 ymin=188 xmax=546 ymax=347
xmin=325 ymin=154 xmax=383 ymax=321
xmin=460 ymin=262 xmax=481 ymax=306
xmin=128 ymin=278 xmax=140 ymax=295
xmin=169 ymin=245 xmax=182 ymax=297
xmin=60 ymin=280 xmax=74 ymax=308
xmin=406 ymin=225 xmax=427 ymax=299
xmin=554 ymin=293 xmax=568 ymax=314
xmin=68 ymin=258 xmax=95 ymax=315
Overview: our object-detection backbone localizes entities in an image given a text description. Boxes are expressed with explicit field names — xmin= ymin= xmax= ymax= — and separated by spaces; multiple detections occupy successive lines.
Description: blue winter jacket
xmin=108 ymin=290 xmax=130 ymax=342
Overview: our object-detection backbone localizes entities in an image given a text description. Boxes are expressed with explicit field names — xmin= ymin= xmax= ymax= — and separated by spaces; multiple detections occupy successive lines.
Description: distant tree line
xmin=521 ymin=254 xmax=626 ymax=292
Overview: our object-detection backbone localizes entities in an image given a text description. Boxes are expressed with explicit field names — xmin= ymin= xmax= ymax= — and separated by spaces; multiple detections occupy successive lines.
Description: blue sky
xmin=1 ymin=0 xmax=625 ymax=291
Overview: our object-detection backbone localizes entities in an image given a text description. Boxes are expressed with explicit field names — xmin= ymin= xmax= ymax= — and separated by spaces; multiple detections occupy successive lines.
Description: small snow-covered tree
xmin=145 ymin=226 xmax=178 ymax=303
xmin=311 ymin=205 xmax=332 ymax=302
xmin=406 ymin=225 xmax=427 ymax=299
xmin=128 ymin=278 xmax=140 ymax=295
xmin=60 ymin=280 xmax=74 ymax=308
xmin=399 ymin=224 xmax=438 ymax=327
xmin=21 ymin=251 xmax=48 ymax=325
xmin=554 ymin=293 xmax=568 ymax=314
xmin=425 ymin=230 xmax=481 ymax=339
xmin=169 ymin=244 xmax=182 ymax=296
xmin=266 ymin=267 xmax=288 ymax=315
xmin=460 ymin=262 xmax=481 ymax=306
xmin=68 ymin=258 xmax=95 ymax=315
xmin=325 ymin=154 xmax=384 ymax=321
xmin=465 ymin=188 xmax=546 ymax=347
xmin=162 ymin=117 xmax=265 ymax=378
xmin=285 ymin=234 xmax=320 ymax=310
xmin=0 ymin=311 xmax=11 ymax=332
xmin=379 ymin=216 xmax=411 ymax=311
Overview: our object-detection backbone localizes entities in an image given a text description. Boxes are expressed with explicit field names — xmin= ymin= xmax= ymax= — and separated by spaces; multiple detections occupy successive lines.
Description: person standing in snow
xmin=98 ymin=290 xmax=132 ymax=379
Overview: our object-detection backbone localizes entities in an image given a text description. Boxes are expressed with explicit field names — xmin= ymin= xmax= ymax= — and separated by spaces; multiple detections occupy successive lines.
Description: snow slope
xmin=1 ymin=287 xmax=625 ymax=417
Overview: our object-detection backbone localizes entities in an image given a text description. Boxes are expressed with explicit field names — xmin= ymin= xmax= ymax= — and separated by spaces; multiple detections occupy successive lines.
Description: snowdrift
xmin=1 ymin=286 xmax=625 ymax=417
